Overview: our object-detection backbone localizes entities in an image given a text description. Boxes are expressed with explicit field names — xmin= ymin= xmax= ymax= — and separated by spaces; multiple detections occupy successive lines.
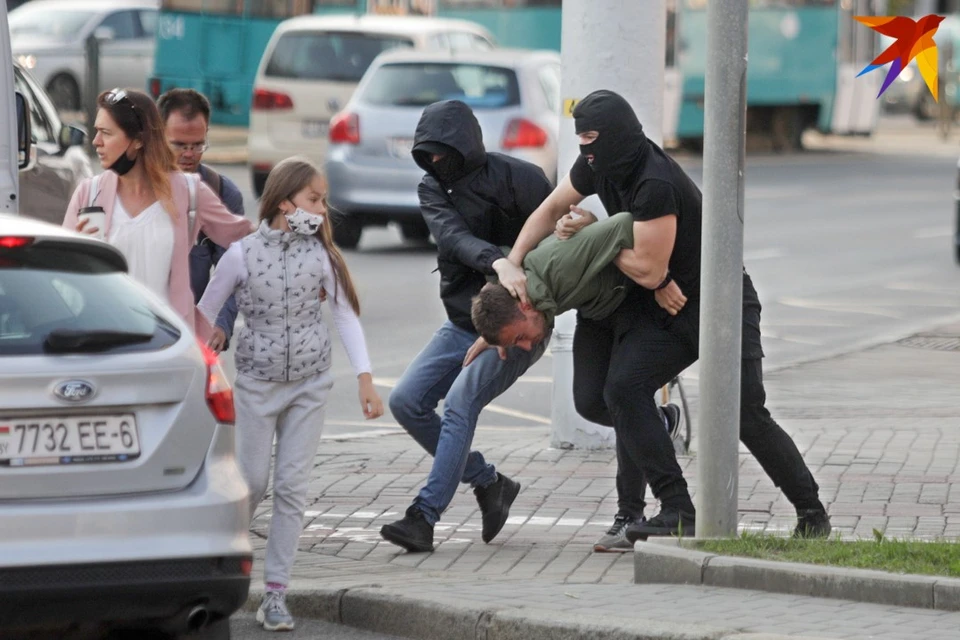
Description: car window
xmin=138 ymin=9 xmax=158 ymax=38
xmin=8 ymin=8 xmax=96 ymax=42
xmin=0 ymin=243 xmax=180 ymax=356
xmin=538 ymin=63 xmax=560 ymax=113
xmin=361 ymin=63 xmax=521 ymax=109
xmin=14 ymin=69 xmax=54 ymax=145
xmin=448 ymin=32 xmax=493 ymax=51
xmin=427 ymin=33 xmax=449 ymax=50
xmin=265 ymin=31 xmax=415 ymax=82
xmin=17 ymin=66 xmax=62 ymax=134
xmin=99 ymin=11 xmax=139 ymax=40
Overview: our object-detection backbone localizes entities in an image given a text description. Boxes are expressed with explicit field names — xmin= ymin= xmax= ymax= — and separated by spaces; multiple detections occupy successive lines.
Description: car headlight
xmin=16 ymin=54 xmax=37 ymax=70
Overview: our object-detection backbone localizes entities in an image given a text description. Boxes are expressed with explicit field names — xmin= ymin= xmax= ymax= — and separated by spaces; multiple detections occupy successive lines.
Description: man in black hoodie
xmin=380 ymin=100 xmax=554 ymax=553
xmin=496 ymin=90 xmax=831 ymax=543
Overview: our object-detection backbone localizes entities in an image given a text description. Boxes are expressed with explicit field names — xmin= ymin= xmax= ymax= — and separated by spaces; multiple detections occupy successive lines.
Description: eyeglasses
xmin=104 ymin=88 xmax=143 ymax=131
xmin=169 ymin=140 xmax=209 ymax=154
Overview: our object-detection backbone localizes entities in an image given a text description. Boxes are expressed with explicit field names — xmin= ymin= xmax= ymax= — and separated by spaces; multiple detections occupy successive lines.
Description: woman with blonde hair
xmin=198 ymin=156 xmax=383 ymax=631
xmin=63 ymin=88 xmax=252 ymax=339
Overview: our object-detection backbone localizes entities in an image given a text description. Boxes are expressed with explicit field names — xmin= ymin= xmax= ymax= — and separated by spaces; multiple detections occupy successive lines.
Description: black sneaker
xmin=793 ymin=508 xmax=831 ymax=539
xmin=380 ymin=505 xmax=434 ymax=552
xmin=626 ymin=507 xmax=695 ymax=541
xmin=474 ymin=472 xmax=521 ymax=543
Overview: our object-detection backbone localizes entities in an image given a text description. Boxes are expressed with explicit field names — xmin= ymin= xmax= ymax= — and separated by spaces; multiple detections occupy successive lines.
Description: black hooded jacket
xmin=570 ymin=90 xmax=703 ymax=297
xmin=413 ymin=100 xmax=553 ymax=333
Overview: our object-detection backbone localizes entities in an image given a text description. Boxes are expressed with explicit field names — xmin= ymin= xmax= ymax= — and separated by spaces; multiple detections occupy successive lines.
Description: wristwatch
xmin=655 ymin=272 xmax=673 ymax=290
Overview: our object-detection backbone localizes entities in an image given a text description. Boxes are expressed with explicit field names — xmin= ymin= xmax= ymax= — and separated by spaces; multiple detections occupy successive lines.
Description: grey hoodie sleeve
xmin=418 ymin=181 xmax=504 ymax=274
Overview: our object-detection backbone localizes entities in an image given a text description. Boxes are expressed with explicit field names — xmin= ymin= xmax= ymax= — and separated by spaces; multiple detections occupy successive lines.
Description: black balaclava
xmin=573 ymin=90 xmax=648 ymax=185
xmin=413 ymin=141 xmax=464 ymax=184
xmin=109 ymin=143 xmax=138 ymax=176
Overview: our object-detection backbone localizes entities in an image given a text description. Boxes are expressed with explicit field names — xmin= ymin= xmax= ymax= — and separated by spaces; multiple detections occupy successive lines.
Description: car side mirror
xmin=58 ymin=124 xmax=87 ymax=150
xmin=16 ymin=91 xmax=33 ymax=170
xmin=94 ymin=26 xmax=116 ymax=41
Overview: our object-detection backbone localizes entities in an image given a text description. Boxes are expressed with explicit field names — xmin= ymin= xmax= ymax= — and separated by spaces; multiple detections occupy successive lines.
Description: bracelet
xmin=655 ymin=273 xmax=673 ymax=290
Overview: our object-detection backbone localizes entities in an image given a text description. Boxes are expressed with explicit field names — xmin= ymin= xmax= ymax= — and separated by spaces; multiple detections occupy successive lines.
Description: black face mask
xmin=109 ymin=143 xmax=138 ymax=176
xmin=573 ymin=90 xmax=647 ymax=184
xmin=431 ymin=154 xmax=464 ymax=183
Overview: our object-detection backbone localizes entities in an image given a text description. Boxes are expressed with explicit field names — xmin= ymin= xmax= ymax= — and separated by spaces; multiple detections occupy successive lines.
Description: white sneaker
xmin=256 ymin=590 xmax=295 ymax=631
xmin=661 ymin=403 xmax=687 ymax=455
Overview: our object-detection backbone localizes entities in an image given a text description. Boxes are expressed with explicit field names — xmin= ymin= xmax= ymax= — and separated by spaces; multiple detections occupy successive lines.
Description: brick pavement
xmin=244 ymin=322 xmax=960 ymax=639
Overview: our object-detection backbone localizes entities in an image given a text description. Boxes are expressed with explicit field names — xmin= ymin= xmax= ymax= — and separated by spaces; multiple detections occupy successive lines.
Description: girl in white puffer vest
xmin=198 ymin=156 xmax=383 ymax=631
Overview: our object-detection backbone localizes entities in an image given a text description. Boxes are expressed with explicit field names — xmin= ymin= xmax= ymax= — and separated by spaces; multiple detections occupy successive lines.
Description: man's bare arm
xmin=613 ymin=215 xmax=677 ymax=289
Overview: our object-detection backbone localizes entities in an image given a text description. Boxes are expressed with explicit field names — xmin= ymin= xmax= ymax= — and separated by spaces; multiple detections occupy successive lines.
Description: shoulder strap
xmin=87 ymin=174 xmax=101 ymax=208
xmin=186 ymin=173 xmax=199 ymax=239
xmin=202 ymin=166 xmax=223 ymax=201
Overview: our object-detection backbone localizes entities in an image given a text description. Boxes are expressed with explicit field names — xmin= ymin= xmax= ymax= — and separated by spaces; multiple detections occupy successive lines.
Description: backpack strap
xmin=202 ymin=166 xmax=223 ymax=202
xmin=87 ymin=174 xmax=101 ymax=208
xmin=186 ymin=172 xmax=199 ymax=240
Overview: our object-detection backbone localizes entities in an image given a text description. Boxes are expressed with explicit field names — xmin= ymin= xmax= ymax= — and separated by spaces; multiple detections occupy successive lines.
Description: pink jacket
xmin=63 ymin=170 xmax=254 ymax=340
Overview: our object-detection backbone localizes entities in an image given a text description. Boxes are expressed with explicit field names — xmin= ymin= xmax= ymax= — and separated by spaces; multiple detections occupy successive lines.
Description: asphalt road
xmin=210 ymin=147 xmax=960 ymax=438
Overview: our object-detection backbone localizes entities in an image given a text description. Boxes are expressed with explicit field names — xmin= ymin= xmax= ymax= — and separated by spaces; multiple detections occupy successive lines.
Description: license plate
xmin=0 ymin=414 xmax=140 ymax=466
xmin=302 ymin=120 xmax=329 ymax=138
xmin=388 ymin=137 xmax=414 ymax=159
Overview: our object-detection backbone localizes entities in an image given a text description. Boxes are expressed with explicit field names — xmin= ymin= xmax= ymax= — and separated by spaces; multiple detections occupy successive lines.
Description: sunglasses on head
xmin=105 ymin=88 xmax=143 ymax=131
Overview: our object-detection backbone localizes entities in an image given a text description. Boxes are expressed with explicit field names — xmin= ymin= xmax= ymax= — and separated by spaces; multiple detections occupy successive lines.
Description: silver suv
xmin=0 ymin=215 xmax=251 ymax=638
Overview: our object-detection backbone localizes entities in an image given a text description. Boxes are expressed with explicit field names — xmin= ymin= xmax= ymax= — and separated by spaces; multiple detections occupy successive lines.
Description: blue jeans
xmin=389 ymin=321 xmax=549 ymax=525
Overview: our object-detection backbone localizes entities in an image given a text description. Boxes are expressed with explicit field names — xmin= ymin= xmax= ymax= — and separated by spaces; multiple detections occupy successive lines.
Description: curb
xmin=633 ymin=542 xmax=960 ymax=612
xmin=243 ymin=586 xmax=839 ymax=640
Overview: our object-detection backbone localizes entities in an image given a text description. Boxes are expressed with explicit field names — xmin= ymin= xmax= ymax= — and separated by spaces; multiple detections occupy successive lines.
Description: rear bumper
xmin=326 ymin=154 xmax=422 ymax=221
xmin=0 ymin=556 xmax=251 ymax=631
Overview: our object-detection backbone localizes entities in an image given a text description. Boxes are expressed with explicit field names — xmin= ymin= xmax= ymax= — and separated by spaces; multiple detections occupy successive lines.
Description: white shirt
xmin=109 ymin=197 xmax=174 ymax=303
xmin=198 ymin=241 xmax=373 ymax=376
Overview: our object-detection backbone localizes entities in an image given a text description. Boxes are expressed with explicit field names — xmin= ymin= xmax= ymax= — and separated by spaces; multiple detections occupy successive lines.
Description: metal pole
xmin=552 ymin=0 xmax=666 ymax=449
xmin=696 ymin=0 xmax=748 ymax=537
xmin=84 ymin=34 xmax=100 ymax=158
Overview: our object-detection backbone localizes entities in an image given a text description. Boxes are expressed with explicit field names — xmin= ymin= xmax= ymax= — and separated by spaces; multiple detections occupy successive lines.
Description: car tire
xmin=46 ymin=74 xmax=81 ymax=112
xmin=332 ymin=215 xmax=363 ymax=250
xmin=251 ymin=170 xmax=269 ymax=198
xmin=400 ymin=220 xmax=431 ymax=243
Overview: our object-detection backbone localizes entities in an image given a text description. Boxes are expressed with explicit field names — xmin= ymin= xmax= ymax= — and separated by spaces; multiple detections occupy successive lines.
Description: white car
xmin=9 ymin=0 xmax=158 ymax=112
xmin=248 ymin=13 xmax=495 ymax=196
xmin=0 ymin=215 xmax=251 ymax=638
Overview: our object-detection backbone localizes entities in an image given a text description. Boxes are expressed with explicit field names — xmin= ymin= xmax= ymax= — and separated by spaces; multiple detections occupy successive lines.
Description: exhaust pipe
xmin=186 ymin=605 xmax=209 ymax=632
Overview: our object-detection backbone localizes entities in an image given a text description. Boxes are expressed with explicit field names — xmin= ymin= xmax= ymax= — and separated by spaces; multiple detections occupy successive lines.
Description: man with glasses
xmin=158 ymin=88 xmax=246 ymax=353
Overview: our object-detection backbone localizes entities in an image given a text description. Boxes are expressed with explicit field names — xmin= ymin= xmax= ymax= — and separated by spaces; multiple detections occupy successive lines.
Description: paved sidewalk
xmin=244 ymin=321 xmax=960 ymax=639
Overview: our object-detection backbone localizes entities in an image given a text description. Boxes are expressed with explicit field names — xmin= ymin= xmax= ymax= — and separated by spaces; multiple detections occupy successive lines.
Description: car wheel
xmin=251 ymin=170 xmax=269 ymax=198
xmin=46 ymin=74 xmax=81 ymax=112
xmin=400 ymin=220 xmax=431 ymax=243
xmin=332 ymin=215 xmax=362 ymax=250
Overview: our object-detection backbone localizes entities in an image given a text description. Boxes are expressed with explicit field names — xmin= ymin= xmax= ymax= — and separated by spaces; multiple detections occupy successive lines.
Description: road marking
xmin=913 ymin=226 xmax=952 ymax=239
xmin=777 ymin=297 xmax=903 ymax=318
xmin=744 ymin=247 xmax=786 ymax=261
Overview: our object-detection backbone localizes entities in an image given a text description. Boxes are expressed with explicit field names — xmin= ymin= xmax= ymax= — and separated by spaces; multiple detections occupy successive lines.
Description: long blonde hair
xmin=98 ymin=89 xmax=178 ymax=216
xmin=259 ymin=157 xmax=361 ymax=315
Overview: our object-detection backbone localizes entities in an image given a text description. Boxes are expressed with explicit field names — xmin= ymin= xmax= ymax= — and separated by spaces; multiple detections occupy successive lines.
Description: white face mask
xmin=284 ymin=207 xmax=323 ymax=236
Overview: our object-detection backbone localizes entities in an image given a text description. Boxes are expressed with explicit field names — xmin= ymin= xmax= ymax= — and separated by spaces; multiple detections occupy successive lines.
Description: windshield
xmin=0 ymin=243 xmax=180 ymax=356
xmin=9 ymin=7 xmax=96 ymax=41
xmin=266 ymin=31 xmax=415 ymax=82
xmin=362 ymin=63 xmax=521 ymax=109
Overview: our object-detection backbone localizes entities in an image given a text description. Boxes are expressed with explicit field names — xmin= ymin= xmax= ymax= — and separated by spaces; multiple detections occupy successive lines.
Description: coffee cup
xmin=78 ymin=206 xmax=106 ymax=241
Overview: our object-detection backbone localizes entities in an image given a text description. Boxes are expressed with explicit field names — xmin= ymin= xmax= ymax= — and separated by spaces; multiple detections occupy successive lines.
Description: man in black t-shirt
xmin=493 ymin=90 xmax=831 ymax=544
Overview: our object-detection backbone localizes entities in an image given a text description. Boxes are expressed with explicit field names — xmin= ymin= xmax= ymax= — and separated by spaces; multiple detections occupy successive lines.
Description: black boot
xmin=793 ymin=508 xmax=831 ymax=539
xmin=626 ymin=507 xmax=695 ymax=541
xmin=474 ymin=472 xmax=521 ymax=543
xmin=380 ymin=505 xmax=434 ymax=552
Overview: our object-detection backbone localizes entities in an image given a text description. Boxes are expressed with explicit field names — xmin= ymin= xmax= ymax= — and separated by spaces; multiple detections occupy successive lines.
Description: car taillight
xmin=502 ymin=118 xmax=548 ymax=150
xmin=329 ymin=112 xmax=360 ymax=144
xmin=148 ymin=78 xmax=161 ymax=99
xmin=0 ymin=236 xmax=33 ymax=249
xmin=199 ymin=341 xmax=235 ymax=424
xmin=252 ymin=88 xmax=293 ymax=111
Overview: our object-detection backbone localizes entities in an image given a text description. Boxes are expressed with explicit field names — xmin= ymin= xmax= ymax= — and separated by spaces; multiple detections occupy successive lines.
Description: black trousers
xmin=572 ymin=272 xmax=823 ymax=517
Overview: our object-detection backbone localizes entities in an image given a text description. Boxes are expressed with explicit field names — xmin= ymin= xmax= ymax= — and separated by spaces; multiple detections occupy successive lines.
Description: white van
xmin=247 ymin=13 xmax=495 ymax=195
xmin=1 ymin=4 xmax=34 ymax=214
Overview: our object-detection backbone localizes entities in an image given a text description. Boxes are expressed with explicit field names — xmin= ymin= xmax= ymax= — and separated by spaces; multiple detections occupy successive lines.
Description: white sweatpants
xmin=233 ymin=369 xmax=334 ymax=586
